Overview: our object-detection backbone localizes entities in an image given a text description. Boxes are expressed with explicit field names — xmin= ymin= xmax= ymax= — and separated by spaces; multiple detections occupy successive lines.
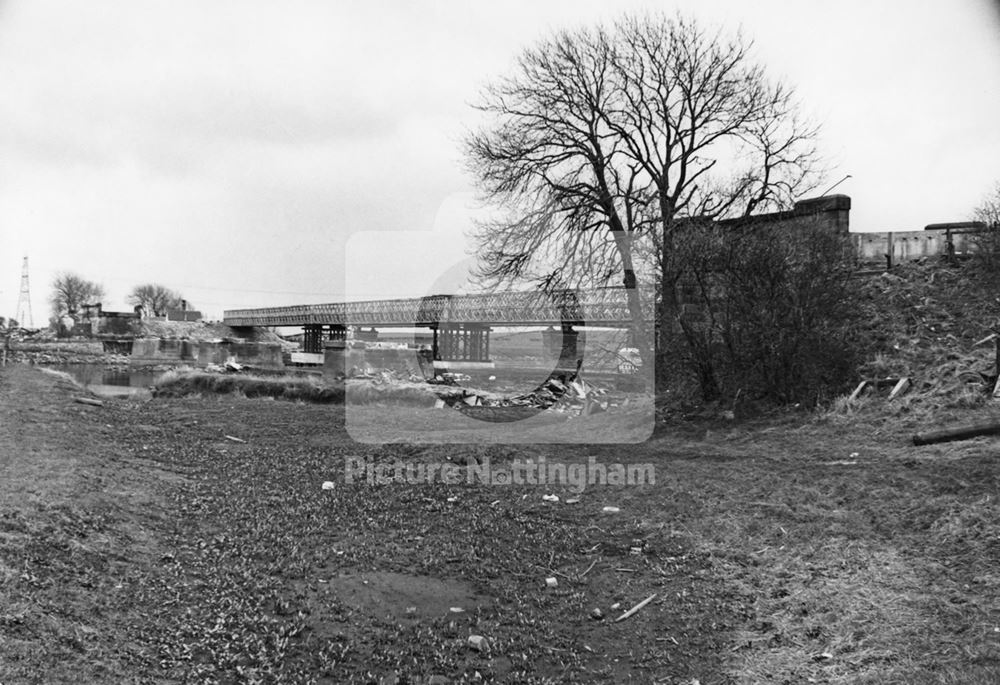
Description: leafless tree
xmin=128 ymin=283 xmax=184 ymax=316
xmin=50 ymin=273 xmax=105 ymax=318
xmin=973 ymin=182 xmax=1000 ymax=227
xmin=969 ymin=182 xmax=1000 ymax=281
xmin=464 ymin=13 xmax=821 ymax=373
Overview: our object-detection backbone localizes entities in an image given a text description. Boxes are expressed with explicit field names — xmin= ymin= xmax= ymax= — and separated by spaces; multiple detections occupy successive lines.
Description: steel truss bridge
xmin=223 ymin=286 xmax=655 ymax=328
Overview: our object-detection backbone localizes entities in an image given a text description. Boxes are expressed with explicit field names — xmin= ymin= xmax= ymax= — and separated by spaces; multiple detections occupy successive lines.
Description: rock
xmin=590 ymin=607 xmax=604 ymax=620
xmin=545 ymin=576 xmax=558 ymax=588
xmin=467 ymin=634 xmax=489 ymax=652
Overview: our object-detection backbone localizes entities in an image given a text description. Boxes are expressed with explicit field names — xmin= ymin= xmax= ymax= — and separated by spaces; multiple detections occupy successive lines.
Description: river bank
xmin=3 ymin=363 xmax=999 ymax=683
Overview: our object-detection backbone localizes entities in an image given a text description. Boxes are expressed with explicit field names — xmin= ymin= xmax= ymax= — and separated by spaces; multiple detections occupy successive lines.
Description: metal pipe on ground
xmin=913 ymin=421 xmax=1000 ymax=446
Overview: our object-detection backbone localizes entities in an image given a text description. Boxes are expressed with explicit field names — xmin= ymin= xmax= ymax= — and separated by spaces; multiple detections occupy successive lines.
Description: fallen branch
xmin=614 ymin=593 xmax=657 ymax=623
xmin=224 ymin=435 xmax=246 ymax=443
xmin=74 ymin=397 xmax=103 ymax=407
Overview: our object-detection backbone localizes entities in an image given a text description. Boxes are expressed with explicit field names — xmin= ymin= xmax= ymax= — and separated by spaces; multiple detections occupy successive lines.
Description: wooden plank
xmin=848 ymin=380 xmax=868 ymax=401
xmin=888 ymin=377 xmax=911 ymax=401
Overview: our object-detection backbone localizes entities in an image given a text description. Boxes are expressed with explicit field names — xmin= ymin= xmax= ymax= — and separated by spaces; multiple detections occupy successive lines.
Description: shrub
xmin=660 ymin=215 xmax=861 ymax=405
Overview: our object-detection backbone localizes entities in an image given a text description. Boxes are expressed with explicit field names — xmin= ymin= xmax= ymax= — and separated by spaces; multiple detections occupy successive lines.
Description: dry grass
xmin=153 ymin=369 xmax=345 ymax=403
xmin=35 ymin=366 xmax=86 ymax=390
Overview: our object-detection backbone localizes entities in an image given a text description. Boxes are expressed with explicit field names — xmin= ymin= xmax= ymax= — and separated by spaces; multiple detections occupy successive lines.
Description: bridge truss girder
xmin=223 ymin=286 xmax=655 ymax=328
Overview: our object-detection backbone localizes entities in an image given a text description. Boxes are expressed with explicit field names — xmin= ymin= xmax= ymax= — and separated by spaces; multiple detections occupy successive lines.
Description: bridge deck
xmin=223 ymin=287 xmax=655 ymax=327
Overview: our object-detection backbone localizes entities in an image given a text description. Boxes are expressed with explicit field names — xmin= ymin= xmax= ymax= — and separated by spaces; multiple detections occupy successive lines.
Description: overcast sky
xmin=2 ymin=0 xmax=999 ymax=322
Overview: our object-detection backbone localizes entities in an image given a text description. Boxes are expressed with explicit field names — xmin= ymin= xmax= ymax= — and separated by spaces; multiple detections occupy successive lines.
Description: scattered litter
xmin=601 ymin=506 xmax=620 ymax=514
xmin=449 ymin=607 xmax=464 ymax=613
xmin=579 ymin=559 xmax=598 ymax=578
xmin=73 ymin=397 xmax=103 ymax=407
xmin=614 ymin=593 xmax=658 ymax=622
xmin=545 ymin=577 xmax=558 ymax=588
xmin=321 ymin=481 xmax=335 ymax=490
xmin=467 ymin=635 xmax=489 ymax=652
xmin=446 ymin=496 xmax=458 ymax=503
xmin=589 ymin=607 xmax=604 ymax=620
xmin=565 ymin=498 xmax=580 ymax=504
xmin=813 ymin=651 xmax=834 ymax=662
xmin=542 ymin=494 xmax=560 ymax=503
xmin=849 ymin=452 xmax=859 ymax=458
xmin=224 ymin=435 xmax=246 ymax=443
xmin=434 ymin=398 xmax=446 ymax=409
xmin=405 ymin=606 xmax=417 ymax=615
xmin=488 ymin=375 xmax=496 ymax=381
xmin=629 ymin=546 xmax=644 ymax=555
xmin=822 ymin=460 xmax=858 ymax=466
xmin=610 ymin=602 xmax=621 ymax=610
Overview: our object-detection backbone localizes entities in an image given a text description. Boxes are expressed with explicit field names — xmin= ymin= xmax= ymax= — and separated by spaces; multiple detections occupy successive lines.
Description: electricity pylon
xmin=14 ymin=256 xmax=33 ymax=328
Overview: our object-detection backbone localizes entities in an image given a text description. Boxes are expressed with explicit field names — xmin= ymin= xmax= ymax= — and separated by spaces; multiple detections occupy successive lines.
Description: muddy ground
xmin=2 ymin=363 xmax=1000 ymax=684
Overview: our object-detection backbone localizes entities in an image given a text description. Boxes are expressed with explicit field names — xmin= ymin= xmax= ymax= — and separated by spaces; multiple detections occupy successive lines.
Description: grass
xmin=5 ymin=362 xmax=1000 ymax=682
xmin=154 ymin=369 xmax=449 ymax=407
xmin=154 ymin=368 xmax=345 ymax=403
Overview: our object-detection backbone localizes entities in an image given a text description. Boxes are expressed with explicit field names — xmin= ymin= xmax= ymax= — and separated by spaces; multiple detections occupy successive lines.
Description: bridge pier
xmin=431 ymin=323 xmax=492 ymax=368
xmin=303 ymin=324 xmax=347 ymax=353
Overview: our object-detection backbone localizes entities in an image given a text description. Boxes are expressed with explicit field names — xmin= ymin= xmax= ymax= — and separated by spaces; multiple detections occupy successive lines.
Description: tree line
xmin=49 ymin=273 xmax=191 ymax=321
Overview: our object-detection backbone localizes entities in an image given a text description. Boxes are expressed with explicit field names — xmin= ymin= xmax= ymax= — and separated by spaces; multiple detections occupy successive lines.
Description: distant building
xmin=164 ymin=300 xmax=202 ymax=322
xmin=73 ymin=302 xmax=141 ymax=337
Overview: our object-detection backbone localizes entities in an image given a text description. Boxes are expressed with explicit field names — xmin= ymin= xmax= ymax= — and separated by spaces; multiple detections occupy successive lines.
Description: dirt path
xmin=0 ymin=365 xmax=179 ymax=682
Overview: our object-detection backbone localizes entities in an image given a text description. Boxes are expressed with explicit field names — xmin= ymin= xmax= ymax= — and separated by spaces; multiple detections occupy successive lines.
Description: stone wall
xmin=196 ymin=340 xmax=283 ymax=370
xmin=717 ymin=194 xmax=851 ymax=235
xmin=130 ymin=338 xmax=196 ymax=366
xmin=131 ymin=338 xmax=283 ymax=369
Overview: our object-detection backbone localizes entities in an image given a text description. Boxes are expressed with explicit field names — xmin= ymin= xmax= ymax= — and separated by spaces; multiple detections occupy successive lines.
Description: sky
xmin=2 ymin=0 xmax=999 ymax=323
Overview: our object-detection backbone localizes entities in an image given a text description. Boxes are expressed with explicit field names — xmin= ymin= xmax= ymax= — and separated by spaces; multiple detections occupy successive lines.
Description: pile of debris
xmin=435 ymin=369 xmax=612 ymax=419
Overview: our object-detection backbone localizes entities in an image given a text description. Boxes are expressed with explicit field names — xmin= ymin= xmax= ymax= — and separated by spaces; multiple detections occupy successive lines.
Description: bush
xmin=660 ymin=216 xmax=861 ymax=405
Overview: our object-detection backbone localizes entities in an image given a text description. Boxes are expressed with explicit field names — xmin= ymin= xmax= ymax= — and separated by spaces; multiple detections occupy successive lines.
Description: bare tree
xmin=50 ymin=273 xmax=105 ymax=318
xmin=128 ymin=283 xmax=184 ymax=316
xmin=973 ymin=182 xmax=1000 ymax=227
xmin=969 ymin=182 xmax=1000 ymax=281
xmin=464 ymin=13 xmax=821 ymax=374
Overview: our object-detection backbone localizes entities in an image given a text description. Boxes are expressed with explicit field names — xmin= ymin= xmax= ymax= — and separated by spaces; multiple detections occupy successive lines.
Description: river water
xmin=50 ymin=363 xmax=163 ymax=398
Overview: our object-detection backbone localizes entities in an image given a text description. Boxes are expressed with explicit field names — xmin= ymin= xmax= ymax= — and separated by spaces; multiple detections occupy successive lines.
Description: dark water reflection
xmin=50 ymin=363 xmax=164 ymax=398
